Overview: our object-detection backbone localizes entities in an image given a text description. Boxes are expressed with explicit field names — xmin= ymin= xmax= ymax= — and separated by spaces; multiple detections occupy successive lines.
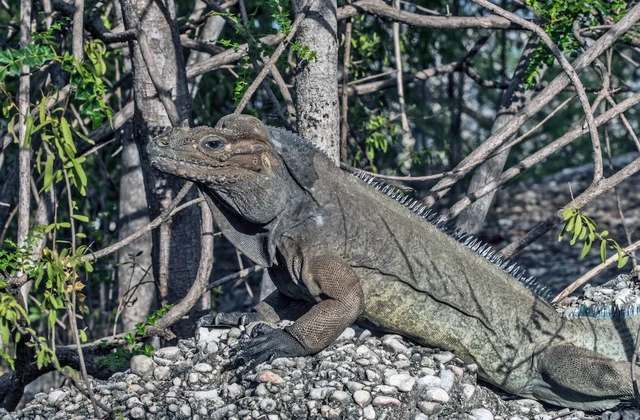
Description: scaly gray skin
xmin=147 ymin=114 xmax=639 ymax=411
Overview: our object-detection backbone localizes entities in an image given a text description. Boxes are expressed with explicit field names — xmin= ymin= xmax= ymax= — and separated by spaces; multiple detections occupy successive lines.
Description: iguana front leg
xmin=234 ymin=255 xmax=365 ymax=365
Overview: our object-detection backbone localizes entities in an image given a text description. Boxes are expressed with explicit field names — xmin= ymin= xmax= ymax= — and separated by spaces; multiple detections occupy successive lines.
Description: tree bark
xmin=186 ymin=0 xmax=226 ymax=100
xmin=456 ymin=37 xmax=543 ymax=234
xmin=119 ymin=0 xmax=202 ymax=338
xmin=112 ymin=0 xmax=155 ymax=333
xmin=293 ymin=0 xmax=340 ymax=163
xmin=117 ymin=130 xmax=155 ymax=331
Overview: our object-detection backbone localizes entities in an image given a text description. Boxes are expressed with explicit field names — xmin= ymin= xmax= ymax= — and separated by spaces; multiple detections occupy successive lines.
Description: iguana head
xmin=147 ymin=114 xmax=282 ymax=186
xmin=147 ymin=114 xmax=293 ymax=225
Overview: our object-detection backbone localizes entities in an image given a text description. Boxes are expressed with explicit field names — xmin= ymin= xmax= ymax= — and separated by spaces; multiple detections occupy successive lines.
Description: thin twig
xmin=501 ymin=157 xmax=640 ymax=258
xmin=423 ymin=3 xmax=640 ymax=208
xmin=553 ymin=240 xmax=640 ymax=304
xmin=340 ymin=162 xmax=448 ymax=181
xmin=234 ymin=0 xmax=318 ymax=113
xmin=393 ymin=0 xmax=415 ymax=170
xmin=206 ymin=265 xmax=263 ymax=292
xmin=87 ymin=184 xmax=198 ymax=261
xmin=340 ymin=4 xmax=353 ymax=163
xmin=489 ymin=94 xmax=576 ymax=158
xmin=470 ymin=0 xmax=602 ymax=182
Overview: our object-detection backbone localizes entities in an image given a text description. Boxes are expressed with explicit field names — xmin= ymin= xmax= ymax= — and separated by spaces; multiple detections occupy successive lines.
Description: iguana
xmin=147 ymin=114 xmax=639 ymax=411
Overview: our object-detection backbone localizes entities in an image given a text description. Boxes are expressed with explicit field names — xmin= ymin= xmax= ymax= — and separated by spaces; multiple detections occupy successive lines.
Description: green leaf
xmin=600 ymin=240 xmax=607 ymax=263
xmin=72 ymin=214 xmax=89 ymax=222
xmin=0 ymin=50 xmax=11 ymax=64
xmin=618 ymin=255 xmax=629 ymax=268
xmin=562 ymin=207 xmax=576 ymax=220
xmin=59 ymin=117 xmax=76 ymax=154
xmin=558 ymin=222 xmax=568 ymax=241
xmin=579 ymin=241 xmax=591 ymax=259
xmin=574 ymin=215 xmax=582 ymax=237
xmin=578 ymin=225 xmax=587 ymax=240
xmin=7 ymin=115 xmax=18 ymax=143
xmin=43 ymin=154 xmax=55 ymax=192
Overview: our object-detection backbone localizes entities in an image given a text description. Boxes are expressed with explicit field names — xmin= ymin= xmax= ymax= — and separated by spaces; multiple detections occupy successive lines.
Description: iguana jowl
xmin=147 ymin=114 xmax=639 ymax=411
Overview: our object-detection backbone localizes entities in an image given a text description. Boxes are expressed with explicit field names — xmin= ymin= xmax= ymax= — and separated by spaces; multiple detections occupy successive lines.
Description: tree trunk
xmin=111 ymin=0 xmax=155 ymax=333
xmin=119 ymin=0 xmax=202 ymax=338
xmin=293 ymin=0 xmax=340 ymax=163
xmin=186 ymin=0 xmax=226 ymax=100
xmin=117 ymin=130 xmax=155 ymax=332
xmin=456 ymin=37 xmax=543 ymax=234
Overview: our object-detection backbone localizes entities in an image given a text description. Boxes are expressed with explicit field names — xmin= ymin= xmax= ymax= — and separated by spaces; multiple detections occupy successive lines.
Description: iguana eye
xmin=202 ymin=136 xmax=225 ymax=151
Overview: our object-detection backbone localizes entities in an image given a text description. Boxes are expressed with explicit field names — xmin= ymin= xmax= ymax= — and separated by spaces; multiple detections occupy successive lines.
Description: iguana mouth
xmin=149 ymin=155 xmax=237 ymax=183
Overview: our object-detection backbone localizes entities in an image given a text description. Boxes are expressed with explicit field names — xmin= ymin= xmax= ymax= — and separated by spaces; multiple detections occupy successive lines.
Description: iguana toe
xmin=233 ymin=324 xmax=308 ymax=368
xmin=195 ymin=312 xmax=263 ymax=329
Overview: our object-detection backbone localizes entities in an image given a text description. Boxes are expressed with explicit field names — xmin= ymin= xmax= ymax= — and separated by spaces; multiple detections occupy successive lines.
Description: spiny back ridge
xmin=351 ymin=171 xmax=555 ymax=301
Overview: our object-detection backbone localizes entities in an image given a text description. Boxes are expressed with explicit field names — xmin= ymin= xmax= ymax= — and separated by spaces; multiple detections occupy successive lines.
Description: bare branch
xmin=336 ymin=0 xmax=517 ymax=29
xmin=348 ymin=62 xmax=461 ymax=96
xmin=186 ymin=34 xmax=284 ymax=79
xmin=87 ymin=184 xmax=199 ymax=261
xmin=501 ymin=156 xmax=640 ymax=258
xmin=470 ymin=0 xmax=602 ymax=182
xmin=231 ymin=0 xmax=318 ymax=113
xmin=446 ymin=92 xmax=640 ymax=220
xmin=423 ymin=3 xmax=640 ymax=208
xmin=146 ymin=198 xmax=214 ymax=336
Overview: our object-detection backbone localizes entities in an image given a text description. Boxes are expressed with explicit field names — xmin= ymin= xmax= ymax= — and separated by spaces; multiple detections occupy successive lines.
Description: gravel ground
xmin=4 ymin=274 xmax=640 ymax=420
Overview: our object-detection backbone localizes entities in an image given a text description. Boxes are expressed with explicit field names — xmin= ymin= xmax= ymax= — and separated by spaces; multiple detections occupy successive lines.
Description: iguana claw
xmin=232 ymin=323 xmax=308 ymax=368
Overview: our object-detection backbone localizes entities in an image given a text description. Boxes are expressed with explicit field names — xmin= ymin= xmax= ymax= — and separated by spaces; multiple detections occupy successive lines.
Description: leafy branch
xmin=558 ymin=207 xmax=630 ymax=268
xmin=524 ymin=0 xmax=627 ymax=87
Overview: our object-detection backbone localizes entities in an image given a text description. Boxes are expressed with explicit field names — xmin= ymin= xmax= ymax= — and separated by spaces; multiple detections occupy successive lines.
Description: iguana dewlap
xmin=147 ymin=114 xmax=639 ymax=411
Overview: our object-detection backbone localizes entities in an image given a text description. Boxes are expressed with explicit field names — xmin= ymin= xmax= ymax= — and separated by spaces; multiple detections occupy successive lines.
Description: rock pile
xmin=4 ymin=314 xmax=640 ymax=420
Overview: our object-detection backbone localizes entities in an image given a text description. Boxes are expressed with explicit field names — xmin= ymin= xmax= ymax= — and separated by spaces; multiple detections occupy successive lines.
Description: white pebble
xmin=424 ymin=387 xmax=450 ymax=403
xmin=417 ymin=375 xmax=441 ymax=389
xmin=363 ymin=405 xmax=376 ymax=419
xmin=470 ymin=408 xmax=494 ymax=420
xmin=353 ymin=390 xmax=372 ymax=407
xmin=372 ymin=395 xmax=401 ymax=406
xmin=439 ymin=370 xmax=455 ymax=392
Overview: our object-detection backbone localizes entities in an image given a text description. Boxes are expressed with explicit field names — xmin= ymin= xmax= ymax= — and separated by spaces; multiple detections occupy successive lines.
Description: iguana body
xmin=147 ymin=114 xmax=639 ymax=411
